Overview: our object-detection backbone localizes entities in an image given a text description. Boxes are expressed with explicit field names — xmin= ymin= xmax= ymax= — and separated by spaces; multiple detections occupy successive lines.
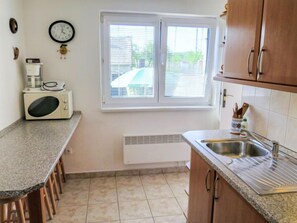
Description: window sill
xmin=100 ymin=105 xmax=217 ymax=112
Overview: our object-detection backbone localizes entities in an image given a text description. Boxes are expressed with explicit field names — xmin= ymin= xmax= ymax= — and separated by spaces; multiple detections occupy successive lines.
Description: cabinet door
xmin=258 ymin=0 xmax=297 ymax=86
xmin=187 ymin=149 xmax=215 ymax=223
xmin=213 ymin=175 xmax=267 ymax=223
xmin=224 ymin=0 xmax=263 ymax=80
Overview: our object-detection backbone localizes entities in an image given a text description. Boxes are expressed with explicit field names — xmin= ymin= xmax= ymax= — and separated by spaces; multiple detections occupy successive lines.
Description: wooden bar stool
xmin=0 ymin=196 xmax=26 ymax=223
xmin=55 ymin=156 xmax=67 ymax=194
xmin=0 ymin=189 xmax=53 ymax=223
xmin=47 ymin=171 xmax=60 ymax=215
xmin=42 ymin=187 xmax=53 ymax=220
xmin=59 ymin=157 xmax=67 ymax=183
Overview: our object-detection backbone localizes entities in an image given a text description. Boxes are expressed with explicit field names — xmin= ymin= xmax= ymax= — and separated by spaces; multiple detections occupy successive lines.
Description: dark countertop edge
xmin=182 ymin=130 xmax=281 ymax=223
xmin=0 ymin=183 xmax=45 ymax=199
xmin=0 ymin=111 xmax=82 ymax=199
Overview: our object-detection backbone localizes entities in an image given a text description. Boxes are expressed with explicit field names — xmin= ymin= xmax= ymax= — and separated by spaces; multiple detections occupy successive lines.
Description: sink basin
xmin=197 ymin=138 xmax=297 ymax=195
xmin=202 ymin=139 xmax=269 ymax=158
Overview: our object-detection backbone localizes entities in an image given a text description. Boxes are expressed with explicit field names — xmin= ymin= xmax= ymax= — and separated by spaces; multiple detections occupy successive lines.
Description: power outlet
xmin=65 ymin=147 xmax=73 ymax=154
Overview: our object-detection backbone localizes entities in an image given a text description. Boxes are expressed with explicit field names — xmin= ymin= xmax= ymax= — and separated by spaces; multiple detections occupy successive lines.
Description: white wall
xmin=0 ymin=0 xmax=26 ymax=130
xmin=23 ymin=0 xmax=225 ymax=173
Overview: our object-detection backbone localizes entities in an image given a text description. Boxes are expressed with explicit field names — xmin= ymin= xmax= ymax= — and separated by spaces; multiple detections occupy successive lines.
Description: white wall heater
xmin=123 ymin=134 xmax=191 ymax=164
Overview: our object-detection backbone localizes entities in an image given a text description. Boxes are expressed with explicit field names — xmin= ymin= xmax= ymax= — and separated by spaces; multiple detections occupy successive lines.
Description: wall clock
xmin=48 ymin=20 xmax=75 ymax=43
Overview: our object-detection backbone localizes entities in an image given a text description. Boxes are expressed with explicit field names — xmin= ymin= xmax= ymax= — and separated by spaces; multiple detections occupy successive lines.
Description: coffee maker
xmin=25 ymin=62 xmax=43 ymax=89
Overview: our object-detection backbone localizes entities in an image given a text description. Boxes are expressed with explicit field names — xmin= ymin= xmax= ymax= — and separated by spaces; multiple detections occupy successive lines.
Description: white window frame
xmin=159 ymin=17 xmax=217 ymax=106
xmin=100 ymin=12 xmax=217 ymax=109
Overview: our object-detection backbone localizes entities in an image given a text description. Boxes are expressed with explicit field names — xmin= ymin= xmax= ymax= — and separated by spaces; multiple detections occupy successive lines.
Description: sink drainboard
xmin=228 ymin=154 xmax=297 ymax=195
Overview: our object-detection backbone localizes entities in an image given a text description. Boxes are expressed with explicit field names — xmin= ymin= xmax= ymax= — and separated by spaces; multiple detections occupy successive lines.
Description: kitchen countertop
xmin=0 ymin=111 xmax=81 ymax=199
xmin=183 ymin=130 xmax=297 ymax=223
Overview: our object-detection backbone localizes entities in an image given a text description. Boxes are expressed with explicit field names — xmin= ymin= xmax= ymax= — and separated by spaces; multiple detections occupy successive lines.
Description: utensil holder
xmin=231 ymin=117 xmax=243 ymax=134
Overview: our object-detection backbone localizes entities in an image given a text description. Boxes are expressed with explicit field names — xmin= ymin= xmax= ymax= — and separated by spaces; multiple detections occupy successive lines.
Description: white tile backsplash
xmin=254 ymin=88 xmax=271 ymax=110
xmin=269 ymin=90 xmax=290 ymax=115
xmin=241 ymin=86 xmax=256 ymax=106
xmin=289 ymin=93 xmax=297 ymax=119
xmin=250 ymin=107 xmax=269 ymax=136
xmin=241 ymin=86 xmax=297 ymax=151
xmin=267 ymin=111 xmax=287 ymax=144
xmin=284 ymin=117 xmax=297 ymax=152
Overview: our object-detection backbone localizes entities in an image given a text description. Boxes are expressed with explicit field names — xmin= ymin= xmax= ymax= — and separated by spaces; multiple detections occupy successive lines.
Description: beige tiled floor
xmin=48 ymin=172 xmax=189 ymax=223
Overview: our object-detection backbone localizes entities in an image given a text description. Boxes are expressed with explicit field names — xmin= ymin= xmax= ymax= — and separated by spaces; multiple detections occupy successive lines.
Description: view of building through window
xmin=165 ymin=26 xmax=209 ymax=98
xmin=110 ymin=25 xmax=155 ymax=98
xmin=109 ymin=24 xmax=209 ymax=98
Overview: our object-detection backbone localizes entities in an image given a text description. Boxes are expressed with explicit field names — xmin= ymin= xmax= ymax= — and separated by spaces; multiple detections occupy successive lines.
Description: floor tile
xmin=119 ymin=200 xmax=152 ymax=220
xmin=58 ymin=190 xmax=89 ymax=207
xmin=143 ymin=184 xmax=174 ymax=199
xmin=140 ymin=174 xmax=167 ymax=186
xmin=176 ymin=194 xmax=188 ymax=213
xmin=116 ymin=176 xmax=142 ymax=188
xmin=90 ymin=177 xmax=116 ymax=190
xmin=140 ymin=168 xmax=163 ymax=175
xmin=148 ymin=198 xmax=183 ymax=217
xmin=87 ymin=202 xmax=119 ymax=222
xmin=63 ymin=178 xmax=90 ymax=192
xmin=168 ymin=182 xmax=188 ymax=196
xmin=121 ymin=218 xmax=154 ymax=223
xmin=51 ymin=205 xmax=87 ymax=223
xmin=154 ymin=215 xmax=187 ymax=223
xmin=164 ymin=172 xmax=189 ymax=185
xmin=117 ymin=186 xmax=146 ymax=202
xmin=89 ymin=188 xmax=118 ymax=204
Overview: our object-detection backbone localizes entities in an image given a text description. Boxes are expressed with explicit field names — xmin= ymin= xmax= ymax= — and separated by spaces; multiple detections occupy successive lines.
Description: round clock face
xmin=49 ymin=20 xmax=75 ymax=43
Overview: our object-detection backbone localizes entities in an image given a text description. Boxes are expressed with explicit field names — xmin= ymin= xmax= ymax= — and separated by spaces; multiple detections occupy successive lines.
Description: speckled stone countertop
xmin=183 ymin=130 xmax=297 ymax=223
xmin=0 ymin=112 xmax=81 ymax=199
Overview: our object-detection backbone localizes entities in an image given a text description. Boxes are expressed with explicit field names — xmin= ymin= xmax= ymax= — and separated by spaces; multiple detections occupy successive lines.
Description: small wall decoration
xmin=13 ymin=47 xmax=19 ymax=60
xmin=9 ymin=18 xmax=18 ymax=34
xmin=57 ymin=44 xmax=70 ymax=59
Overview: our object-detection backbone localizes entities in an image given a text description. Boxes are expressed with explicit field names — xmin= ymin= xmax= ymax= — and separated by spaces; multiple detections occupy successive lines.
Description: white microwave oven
xmin=23 ymin=90 xmax=73 ymax=120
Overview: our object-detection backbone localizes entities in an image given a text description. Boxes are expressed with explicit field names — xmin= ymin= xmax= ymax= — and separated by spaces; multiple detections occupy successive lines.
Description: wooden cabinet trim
xmin=214 ymin=75 xmax=297 ymax=93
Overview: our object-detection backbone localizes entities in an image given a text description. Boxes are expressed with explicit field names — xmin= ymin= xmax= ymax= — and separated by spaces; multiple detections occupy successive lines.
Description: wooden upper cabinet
xmin=258 ymin=0 xmax=297 ymax=86
xmin=224 ymin=0 xmax=264 ymax=80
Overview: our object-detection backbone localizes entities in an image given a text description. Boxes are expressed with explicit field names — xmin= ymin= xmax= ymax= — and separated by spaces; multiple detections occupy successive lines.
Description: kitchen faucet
xmin=240 ymin=129 xmax=279 ymax=159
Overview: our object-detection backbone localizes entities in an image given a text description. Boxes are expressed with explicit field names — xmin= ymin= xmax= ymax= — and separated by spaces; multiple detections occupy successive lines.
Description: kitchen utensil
xmin=242 ymin=103 xmax=249 ymax=116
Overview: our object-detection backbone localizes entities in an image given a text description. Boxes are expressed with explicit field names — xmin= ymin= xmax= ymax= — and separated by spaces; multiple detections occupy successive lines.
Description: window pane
xmin=165 ymin=26 xmax=209 ymax=97
xmin=109 ymin=25 xmax=155 ymax=98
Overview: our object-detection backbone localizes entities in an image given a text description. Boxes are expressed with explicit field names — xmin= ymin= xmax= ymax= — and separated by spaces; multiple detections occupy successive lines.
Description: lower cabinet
xmin=188 ymin=148 xmax=267 ymax=223
xmin=188 ymin=149 xmax=215 ymax=223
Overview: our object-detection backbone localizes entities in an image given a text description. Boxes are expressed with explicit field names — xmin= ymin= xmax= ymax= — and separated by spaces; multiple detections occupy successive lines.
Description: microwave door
xmin=28 ymin=96 xmax=59 ymax=117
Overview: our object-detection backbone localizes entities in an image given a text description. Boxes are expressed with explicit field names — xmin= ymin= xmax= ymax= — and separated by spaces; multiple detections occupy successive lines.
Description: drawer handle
xmin=247 ymin=49 xmax=254 ymax=77
xmin=214 ymin=176 xmax=220 ymax=200
xmin=257 ymin=48 xmax=266 ymax=80
xmin=205 ymin=169 xmax=211 ymax=192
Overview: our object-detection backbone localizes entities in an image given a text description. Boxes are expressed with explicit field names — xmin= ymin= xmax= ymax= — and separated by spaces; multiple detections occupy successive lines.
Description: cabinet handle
xmin=214 ymin=176 xmax=220 ymax=200
xmin=257 ymin=48 xmax=266 ymax=80
xmin=204 ymin=169 xmax=211 ymax=192
xmin=247 ymin=49 xmax=254 ymax=76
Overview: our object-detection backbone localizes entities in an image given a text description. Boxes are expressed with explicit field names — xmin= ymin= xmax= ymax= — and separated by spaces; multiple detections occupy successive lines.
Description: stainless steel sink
xmin=197 ymin=138 xmax=297 ymax=195
xmin=202 ymin=139 xmax=269 ymax=159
